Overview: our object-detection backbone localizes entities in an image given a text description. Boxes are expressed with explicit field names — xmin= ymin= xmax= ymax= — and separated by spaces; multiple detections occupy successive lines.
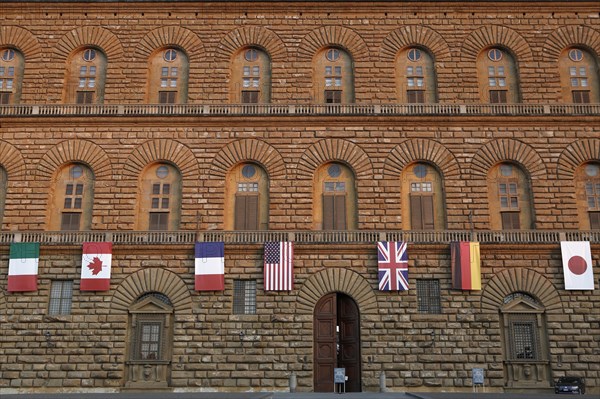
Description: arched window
xmin=230 ymin=47 xmax=271 ymax=104
xmin=0 ymin=48 xmax=25 ymax=104
xmin=477 ymin=47 xmax=520 ymax=103
xmin=0 ymin=166 xmax=7 ymax=227
xmin=313 ymin=47 xmax=354 ymax=104
xmin=500 ymin=292 xmax=551 ymax=388
xmin=147 ymin=48 xmax=189 ymax=104
xmin=558 ymin=47 xmax=600 ymax=104
xmin=314 ymin=162 xmax=357 ymax=230
xmin=137 ymin=163 xmax=181 ymax=231
xmin=487 ymin=162 xmax=534 ymax=230
xmin=48 ymin=163 xmax=95 ymax=231
xmin=575 ymin=162 xmax=600 ymax=230
xmin=401 ymin=163 xmax=446 ymax=230
xmin=225 ymin=162 xmax=269 ymax=230
xmin=64 ymin=47 xmax=107 ymax=104
xmin=396 ymin=47 xmax=437 ymax=103
xmin=126 ymin=292 xmax=173 ymax=389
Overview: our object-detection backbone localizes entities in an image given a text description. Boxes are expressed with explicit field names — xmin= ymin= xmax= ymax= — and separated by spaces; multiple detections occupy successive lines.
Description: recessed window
xmin=242 ymin=164 xmax=256 ymax=179
xmin=407 ymin=48 xmax=422 ymax=62
xmin=163 ymin=48 xmax=177 ymax=62
xmin=326 ymin=48 xmax=340 ymax=62
xmin=48 ymin=280 xmax=73 ymax=315
xmin=2 ymin=49 xmax=15 ymax=62
xmin=244 ymin=48 xmax=258 ymax=62
xmin=82 ymin=48 xmax=96 ymax=62
xmin=568 ymin=48 xmax=584 ymax=62
xmin=488 ymin=48 xmax=503 ymax=62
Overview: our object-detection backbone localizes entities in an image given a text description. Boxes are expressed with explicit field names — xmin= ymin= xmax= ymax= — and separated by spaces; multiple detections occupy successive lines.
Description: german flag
xmin=451 ymin=241 xmax=481 ymax=290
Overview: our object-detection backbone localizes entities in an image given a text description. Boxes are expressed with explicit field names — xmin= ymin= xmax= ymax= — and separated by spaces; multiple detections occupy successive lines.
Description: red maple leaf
xmin=87 ymin=257 xmax=104 ymax=275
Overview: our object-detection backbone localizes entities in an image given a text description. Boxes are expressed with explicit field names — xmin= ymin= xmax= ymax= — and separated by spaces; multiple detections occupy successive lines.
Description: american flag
xmin=264 ymin=241 xmax=294 ymax=291
xmin=377 ymin=241 xmax=409 ymax=291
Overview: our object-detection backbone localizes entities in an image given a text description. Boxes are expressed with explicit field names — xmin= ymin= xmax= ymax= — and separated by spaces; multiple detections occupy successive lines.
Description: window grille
xmin=509 ymin=314 xmax=540 ymax=360
xmin=48 ymin=280 xmax=73 ymax=315
xmin=233 ymin=280 xmax=256 ymax=314
xmin=416 ymin=279 xmax=441 ymax=314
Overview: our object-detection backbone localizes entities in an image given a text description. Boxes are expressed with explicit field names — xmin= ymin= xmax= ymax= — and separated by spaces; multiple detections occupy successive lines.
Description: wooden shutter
xmin=76 ymin=91 xmax=94 ymax=104
xmin=501 ymin=212 xmax=520 ymax=230
xmin=407 ymin=90 xmax=425 ymax=103
xmin=323 ymin=195 xmax=334 ymax=230
xmin=61 ymin=212 xmax=81 ymax=231
xmin=410 ymin=195 xmax=434 ymax=230
xmin=334 ymin=194 xmax=347 ymax=230
xmin=490 ymin=90 xmax=507 ymax=104
xmin=572 ymin=90 xmax=590 ymax=104
xmin=149 ymin=213 xmax=168 ymax=230
xmin=589 ymin=212 xmax=600 ymax=230
xmin=323 ymin=194 xmax=346 ymax=230
xmin=241 ymin=91 xmax=259 ymax=104
xmin=159 ymin=91 xmax=176 ymax=104
xmin=235 ymin=195 xmax=259 ymax=230
xmin=0 ymin=92 xmax=11 ymax=104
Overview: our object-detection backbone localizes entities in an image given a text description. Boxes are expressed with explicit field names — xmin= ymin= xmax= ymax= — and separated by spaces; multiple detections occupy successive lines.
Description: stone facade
xmin=0 ymin=0 xmax=599 ymax=394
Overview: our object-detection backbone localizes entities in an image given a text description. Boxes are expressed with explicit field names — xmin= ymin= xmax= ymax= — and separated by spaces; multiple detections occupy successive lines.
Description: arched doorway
xmin=314 ymin=292 xmax=361 ymax=392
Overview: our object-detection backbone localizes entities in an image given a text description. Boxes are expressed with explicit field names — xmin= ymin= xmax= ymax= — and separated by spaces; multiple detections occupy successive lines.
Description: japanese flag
xmin=560 ymin=241 xmax=594 ymax=290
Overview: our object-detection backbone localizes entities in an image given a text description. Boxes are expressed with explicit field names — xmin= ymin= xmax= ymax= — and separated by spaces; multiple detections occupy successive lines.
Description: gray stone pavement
xmin=0 ymin=391 xmax=565 ymax=399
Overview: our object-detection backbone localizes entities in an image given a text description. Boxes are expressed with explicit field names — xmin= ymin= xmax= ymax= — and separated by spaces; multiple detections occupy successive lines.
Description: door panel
xmin=314 ymin=293 xmax=361 ymax=392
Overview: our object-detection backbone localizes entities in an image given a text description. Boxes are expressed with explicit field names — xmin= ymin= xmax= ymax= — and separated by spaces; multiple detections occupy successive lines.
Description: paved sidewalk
xmin=0 ymin=390 xmax=561 ymax=399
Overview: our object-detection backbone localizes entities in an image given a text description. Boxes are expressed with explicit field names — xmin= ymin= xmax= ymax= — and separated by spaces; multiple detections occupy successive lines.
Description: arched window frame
xmin=0 ymin=166 xmax=7 ymax=227
xmin=313 ymin=47 xmax=355 ymax=104
xmin=313 ymin=162 xmax=357 ymax=230
xmin=0 ymin=47 xmax=25 ymax=105
xmin=136 ymin=162 xmax=182 ymax=231
xmin=401 ymin=162 xmax=446 ymax=230
xmin=558 ymin=47 xmax=600 ymax=104
xmin=147 ymin=47 xmax=189 ymax=104
xmin=64 ymin=47 xmax=107 ymax=104
xmin=575 ymin=162 xmax=600 ymax=230
xmin=230 ymin=46 xmax=271 ymax=104
xmin=487 ymin=162 xmax=534 ymax=230
xmin=225 ymin=162 xmax=270 ymax=231
xmin=477 ymin=47 xmax=521 ymax=104
xmin=396 ymin=47 xmax=438 ymax=104
xmin=48 ymin=163 xmax=95 ymax=231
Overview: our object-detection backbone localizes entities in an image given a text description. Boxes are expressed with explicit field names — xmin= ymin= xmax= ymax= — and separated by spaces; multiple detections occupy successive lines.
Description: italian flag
xmin=8 ymin=243 xmax=40 ymax=292
xmin=80 ymin=242 xmax=112 ymax=291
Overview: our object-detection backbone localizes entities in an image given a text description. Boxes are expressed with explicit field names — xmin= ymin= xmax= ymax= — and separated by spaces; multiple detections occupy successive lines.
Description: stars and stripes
xmin=264 ymin=241 xmax=294 ymax=291
xmin=377 ymin=241 xmax=409 ymax=291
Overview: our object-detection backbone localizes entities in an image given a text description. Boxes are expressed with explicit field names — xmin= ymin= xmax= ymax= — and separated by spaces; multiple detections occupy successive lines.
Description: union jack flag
xmin=377 ymin=241 xmax=409 ymax=291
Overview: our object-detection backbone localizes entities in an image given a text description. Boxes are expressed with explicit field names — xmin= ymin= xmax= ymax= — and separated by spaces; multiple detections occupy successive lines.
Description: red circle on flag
xmin=568 ymin=256 xmax=587 ymax=275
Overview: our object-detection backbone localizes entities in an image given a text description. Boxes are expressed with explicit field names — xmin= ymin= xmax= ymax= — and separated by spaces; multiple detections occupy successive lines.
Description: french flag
xmin=195 ymin=242 xmax=225 ymax=291
xmin=80 ymin=242 xmax=112 ymax=291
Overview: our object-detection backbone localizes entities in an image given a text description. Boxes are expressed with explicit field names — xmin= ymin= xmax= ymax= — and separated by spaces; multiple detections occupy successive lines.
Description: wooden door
xmin=314 ymin=293 xmax=361 ymax=392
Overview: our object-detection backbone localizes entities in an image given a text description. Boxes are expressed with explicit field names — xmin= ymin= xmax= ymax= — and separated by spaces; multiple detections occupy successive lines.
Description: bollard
xmin=289 ymin=371 xmax=297 ymax=393
xmin=379 ymin=371 xmax=386 ymax=393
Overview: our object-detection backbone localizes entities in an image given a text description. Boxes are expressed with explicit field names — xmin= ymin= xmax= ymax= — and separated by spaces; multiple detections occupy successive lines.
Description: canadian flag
xmin=560 ymin=241 xmax=594 ymax=290
xmin=80 ymin=242 xmax=112 ymax=291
